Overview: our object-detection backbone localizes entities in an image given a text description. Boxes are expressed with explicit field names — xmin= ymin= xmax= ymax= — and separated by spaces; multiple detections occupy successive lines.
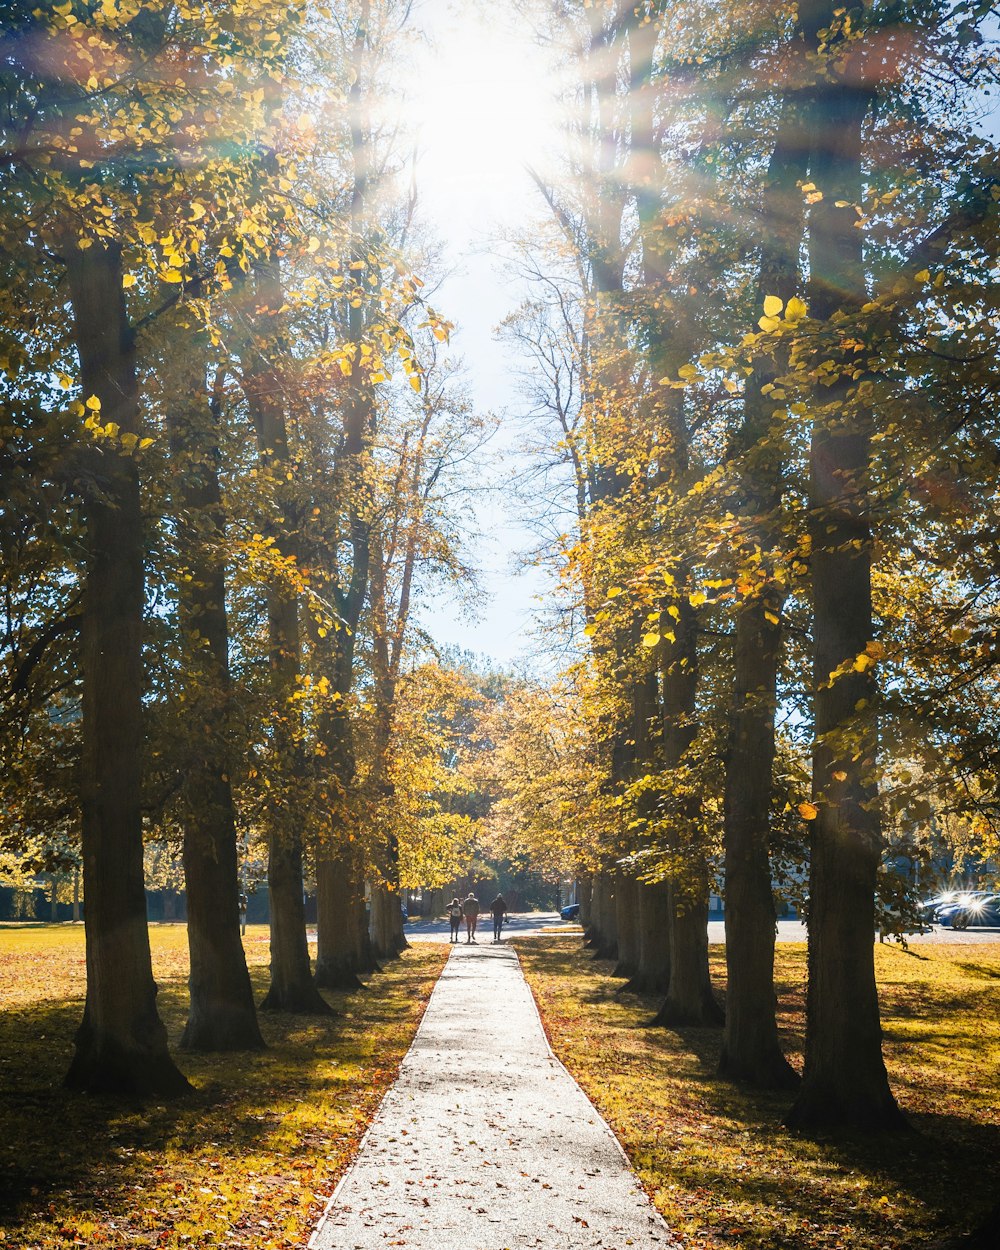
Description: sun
xmin=402 ymin=0 xmax=562 ymax=239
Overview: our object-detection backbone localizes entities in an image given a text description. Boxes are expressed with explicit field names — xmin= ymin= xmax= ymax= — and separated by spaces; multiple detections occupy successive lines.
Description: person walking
xmin=490 ymin=893 xmax=508 ymax=943
xmin=447 ymin=897 xmax=463 ymax=944
xmin=462 ymin=892 xmax=480 ymax=943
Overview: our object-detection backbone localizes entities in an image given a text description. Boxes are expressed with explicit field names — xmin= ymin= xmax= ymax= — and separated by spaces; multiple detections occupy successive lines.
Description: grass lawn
xmin=0 ymin=924 xmax=447 ymax=1249
xmin=515 ymin=938 xmax=1000 ymax=1250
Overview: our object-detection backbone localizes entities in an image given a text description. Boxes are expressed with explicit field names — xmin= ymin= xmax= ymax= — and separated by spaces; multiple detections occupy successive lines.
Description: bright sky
xmin=403 ymin=0 xmax=564 ymax=669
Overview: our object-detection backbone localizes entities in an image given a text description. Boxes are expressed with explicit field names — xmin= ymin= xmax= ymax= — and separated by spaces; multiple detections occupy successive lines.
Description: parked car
xmin=919 ymin=890 xmax=991 ymax=922
xmin=936 ymin=893 xmax=1000 ymax=929
xmin=560 ymin=903 xmax=580 ymax=921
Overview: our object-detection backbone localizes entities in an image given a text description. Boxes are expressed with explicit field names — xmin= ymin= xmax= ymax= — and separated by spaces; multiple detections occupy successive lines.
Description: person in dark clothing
xmin=490 ymin=894 xmax=507 ymax=943
xmin=447 ymin=897 xmax=462 ymax=943
xmin=462 ymin=892 xmax=480 ymax=942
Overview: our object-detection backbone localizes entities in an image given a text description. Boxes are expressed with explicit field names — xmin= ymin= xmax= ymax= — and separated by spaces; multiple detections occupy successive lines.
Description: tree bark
xmin=578 ymin=875 xmax=593 ymax=929
xmin=593 ymin=870 xmax=618 ymax=960
xmin=315 ymin=850 xmax=366 ymax=989
xmin=649 ymin=878 xmax=724 ymax=1028
xmin=613 ymin=873 xmax=639 ymax=978
xmin=786 ymin=1 xmax=904 ymax=1130
xmin=654 ymin=592 xmax=722 ymax=1027
xmin=583 ymin=873 xmax=602 ymax=946
xmin=371 ymin=877 xmax=408 ymax=961
xmin=63 ymin=242 xmax=189 ymax=1096
xmin=720 ymin=92 xmax=807 ymax=1089
xmin=168 ymin=357 xmax=264 ymax=1052
xmin=624 ymin=880 xmax=670 ymax=994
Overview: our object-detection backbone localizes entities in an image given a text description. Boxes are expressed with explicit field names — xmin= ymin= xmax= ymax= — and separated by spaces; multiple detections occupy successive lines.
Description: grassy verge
xmin=0 ymin=924 xmax=447 ymax=1249
xmin=515 ymin=938 xmax=1000 ymax=1250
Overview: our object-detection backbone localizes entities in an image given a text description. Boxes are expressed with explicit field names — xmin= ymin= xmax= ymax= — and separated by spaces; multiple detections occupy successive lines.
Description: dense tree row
xmin=0 ymin=0 xmax=492 ymax=1094
xmin=493 ymin=0 xmax=1000 ymax=1132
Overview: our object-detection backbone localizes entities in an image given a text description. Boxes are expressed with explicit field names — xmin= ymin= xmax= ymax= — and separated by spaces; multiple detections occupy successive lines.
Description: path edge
xmin=512 ymin=941 xmax=677 ymax=1242
xmin=306 ymin=944 xmax=455 ymax=1250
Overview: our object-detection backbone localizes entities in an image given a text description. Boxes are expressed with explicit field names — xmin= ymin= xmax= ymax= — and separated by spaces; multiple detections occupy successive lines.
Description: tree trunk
xmin=593 ymin=870 xmax=618 ymax=960
xmin=182 ymin=794 xmax=264 ymax=1048
xmin=168 ymin=347 xmax=263 ymax=1053
xmin=649 ymin=878 xmax=724 ymax=1028
xmin=718 ymin=1 xmax=809 ymax=1097
xmin=786 ymin=3 xmax=903 ymax=1130
xmin=371 ymin=881 xmax=407 ymax=961
xmin=613 ymin=873 xmax=639 ymax=978
xmin=63 ymin=242 xmax=189 ymax=1096
xmin=315 ymin=849 xmax=367 ymax=989
xmin=72 ymin=869 xmax=80 ymax=922
xmin=241 ymin=257 xmax=330 ymax=1018
xmin=655 ymin=592 xmax=722 ymax=1027
xmin=624 ymin=880 xmax=670 ymax=994
xmin=578 ymin=876 xmax=593 ymax=929
xmin=583 ymin=874 xmax=601 ymax=946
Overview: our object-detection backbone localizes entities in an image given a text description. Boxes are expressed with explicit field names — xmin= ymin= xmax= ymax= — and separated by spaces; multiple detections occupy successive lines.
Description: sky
xmin=402 ymin=0 xmax=565 ymax=669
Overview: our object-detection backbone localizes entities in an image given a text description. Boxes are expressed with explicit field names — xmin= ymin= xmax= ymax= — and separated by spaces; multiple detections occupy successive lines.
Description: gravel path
xmin=310 ymin=942 xmax=675 ymax=1250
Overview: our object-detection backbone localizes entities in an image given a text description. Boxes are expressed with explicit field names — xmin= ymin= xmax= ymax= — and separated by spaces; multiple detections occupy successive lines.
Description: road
xmin=402 ymin=912 xmax=1000 ymax=945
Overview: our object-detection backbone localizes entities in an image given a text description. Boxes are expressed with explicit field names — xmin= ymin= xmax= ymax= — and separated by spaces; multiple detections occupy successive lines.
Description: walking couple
xmin=448 ymin=892 xmax=508 ymax=944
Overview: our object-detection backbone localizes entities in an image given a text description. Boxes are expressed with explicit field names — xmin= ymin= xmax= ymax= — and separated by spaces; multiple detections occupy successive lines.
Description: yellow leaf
xmin=763 ymin=295 xmax=783 ymax=317
xmin=642 ymin=633 xmax=660 ymax=648
xmin=85 ymin=395 xmax=101 ymax=411
xmin=914 ymin=269 xmax=930 ymax=283
xmin=853 ymin=653 xmax=873 ymax=672
xmin=122 ymin=273 xmax=136 ymax=288
xmin=307 ymin=236 xmax=321 ymax=253
xmin=798 ymin=801 xmax=818 ymax=820
xmin=785 ymin=296 xmax=807 ymax=321
xmin=832 ymin=770 xmax=848 ymax=781
xmin=758 ymin=315 xmax=781 ymax=332
xmin=160 ymin=270 xmax=182 ymax=283
xmin=607 ymin=586 xmax=623 ymax=598
xmin=583 ymin=623 xmax=597 ymax=637
xmin=689 ymin=591 xmax=707 ymax=608
xmin=409 ymin=375 xmax=421 ymax=392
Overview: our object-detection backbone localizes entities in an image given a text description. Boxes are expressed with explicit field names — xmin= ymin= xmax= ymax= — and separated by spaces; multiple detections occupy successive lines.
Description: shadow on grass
xmin=0 ymin=957 xmax=431 ymax=1234
xmin=956 ymin=960 xmax=1000 ymax=980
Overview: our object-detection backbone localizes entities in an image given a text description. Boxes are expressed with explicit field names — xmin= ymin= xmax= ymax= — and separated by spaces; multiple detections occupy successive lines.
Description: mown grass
xmin=515 ymin=938 xmax=1000 ymax=1250
xmin=0 ymin=924 xmax=447 ymax=1249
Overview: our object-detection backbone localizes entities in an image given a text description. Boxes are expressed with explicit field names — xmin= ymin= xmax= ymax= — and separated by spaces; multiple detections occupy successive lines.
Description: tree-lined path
xmin=310 ymin=944 xmax=674 ymax=1250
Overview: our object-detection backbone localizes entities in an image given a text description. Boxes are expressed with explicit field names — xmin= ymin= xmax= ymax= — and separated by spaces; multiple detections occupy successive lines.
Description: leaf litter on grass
xmin=0 ymin=924 xmax=447 ymax=1250
xmin=515 ymin=937 xmax=1000 ymax=1250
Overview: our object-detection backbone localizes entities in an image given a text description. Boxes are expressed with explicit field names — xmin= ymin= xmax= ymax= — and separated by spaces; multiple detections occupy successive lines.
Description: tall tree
xmin=62 ymin=240 xmax=189 ymax=1094
xmin=166 ymin=335 xmax=264 ymax=1051
xmin=719 ymin=53 xmax=808 ymax=1089
xmin=786 ymin=0 xmax=903 ymax=1129
xmin=238 ymin=253 xmax=332 ymax=1016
